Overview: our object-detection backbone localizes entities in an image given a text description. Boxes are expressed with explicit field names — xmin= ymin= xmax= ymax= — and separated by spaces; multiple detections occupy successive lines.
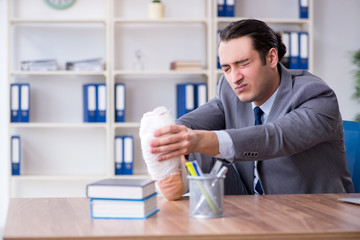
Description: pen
xmin=186 ymin=161 xmax=218 ymax=215
xmin=191 ymin=166 xmax=228 ymax=216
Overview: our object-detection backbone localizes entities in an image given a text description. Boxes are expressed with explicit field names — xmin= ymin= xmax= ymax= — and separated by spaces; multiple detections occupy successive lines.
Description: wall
xmin=1 ymin=0 xmax=360 ymax=232
xmin=313 ymin=0 xmax=360 ymax=120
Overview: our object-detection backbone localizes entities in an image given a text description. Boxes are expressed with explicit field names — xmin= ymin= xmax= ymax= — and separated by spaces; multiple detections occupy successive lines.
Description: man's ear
xmin=268 ymin=48 xmax=278 ymax=68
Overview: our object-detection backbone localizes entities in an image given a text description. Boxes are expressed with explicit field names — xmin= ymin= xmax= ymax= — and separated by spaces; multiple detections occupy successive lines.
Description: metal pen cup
xmin=188 ymin=174 xmax=225 ymax=218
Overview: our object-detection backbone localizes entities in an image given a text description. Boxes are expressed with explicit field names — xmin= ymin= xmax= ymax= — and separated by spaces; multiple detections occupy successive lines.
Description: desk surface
xmin=4 ymin=193 xmax=360 ymax=240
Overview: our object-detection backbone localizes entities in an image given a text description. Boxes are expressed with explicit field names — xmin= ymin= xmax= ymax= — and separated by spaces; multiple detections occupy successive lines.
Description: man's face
xmin=218 ymin=36 xmax=277 ymax=106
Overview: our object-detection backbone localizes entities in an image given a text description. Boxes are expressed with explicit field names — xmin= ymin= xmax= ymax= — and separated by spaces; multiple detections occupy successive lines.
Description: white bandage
xmin=139 ymin=106 xmax=181 ymax=180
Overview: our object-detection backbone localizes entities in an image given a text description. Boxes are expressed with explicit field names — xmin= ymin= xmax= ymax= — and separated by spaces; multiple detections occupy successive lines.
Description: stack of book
xmin=66 ymin=58 xmax=105 ymax=71
xmin=170 ymin=60 xmax=202 ymax=71
xmin=21 ymin=59 xmax=58 ymax=71
xmin=86 ymin=178 xmax=158 ymax=219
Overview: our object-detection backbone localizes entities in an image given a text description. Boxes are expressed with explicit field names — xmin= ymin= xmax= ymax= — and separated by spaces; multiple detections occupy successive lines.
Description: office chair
xmin=343 ymin=120 xmax=360 ymax=193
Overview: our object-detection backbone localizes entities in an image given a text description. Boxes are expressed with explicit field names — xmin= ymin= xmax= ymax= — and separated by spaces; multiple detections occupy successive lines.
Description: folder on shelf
xmin=11 ymin=136 xmax=21 ymax=176
xmin=83 ymin=84 xmax=97 ymax=122
xmin=123 ymin=136 xmax=134 ymax=175
xmin=96 ymin=84 xmax=106 ymax=122
xmin=299 ymin=32 xmax=309 ymax=70
xmin=194 ymin=83 xmax=207 ymax=108
xmin=281 ymin=31 xmax=290 ymax=68
xmin=115 ymin=136 xmax=124 ymax=175
xmin=217 ymin=0 xmax=226 ymax=17
xmin=19 ymin=84 xmax=30 ymax=122
xmin=176 ymin=83 xmax=195 ymax=118
xmin=10 ymin=84 xmax=20 ymax=122
xmin=115 ymin=83 xmax=125 ymax=122
xmin=217 ymin=30 xmax=222 ymax=69
xmin=299 ymin=0 xmax=309 ymax=19
xmin=289 ymin=31 xmax=300 ymax=69
xmin=225 ymin=0 xmax=235 ymax=17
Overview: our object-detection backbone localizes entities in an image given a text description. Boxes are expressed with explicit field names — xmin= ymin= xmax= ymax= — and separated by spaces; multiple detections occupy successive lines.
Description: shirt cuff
xmin=214 ymin=131 xmax=235 ymax=162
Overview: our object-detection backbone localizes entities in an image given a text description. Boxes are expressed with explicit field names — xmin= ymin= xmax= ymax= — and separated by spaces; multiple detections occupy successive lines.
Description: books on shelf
xmin=83 ymin=83 xmax=107 ymax=122
xmin=20 ymin=58 xmax=105 ymax=71
xmin=21 ymin=59 xmax=58 ymax=71
xmin=87 ymin=178 xmax=158 ymax=219
xmin=11 ymin=136 xmax=21 ymax=176
xmin=176 ymin=82 xmax=207 ymax=118
xmin=114 ymin=135 xmax=134 ymax=175
xmin=66 ymin=58 xmax=105 ymax=71
xmin=170 ymin=61 xmax=202 ymax=71
xmin=10 ymin=83 xmax=30 ymax=122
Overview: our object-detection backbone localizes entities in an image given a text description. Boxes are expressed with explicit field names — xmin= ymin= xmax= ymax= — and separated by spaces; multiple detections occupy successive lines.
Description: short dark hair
xmin=219 ymin=19 xmax=286 ymax=65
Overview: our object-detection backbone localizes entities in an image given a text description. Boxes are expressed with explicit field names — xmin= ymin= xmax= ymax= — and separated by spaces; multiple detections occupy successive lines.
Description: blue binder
xmin=299 ymin=32 xmax=309 ymax=70
xmin=19 ymin=83 xmax=30 ymax=122
xmin=289 ymin=31 xmax=300 ymax=69
xmin=225 ymin=0 xmax=235 ymax=17
xmin=217 ymin=30 xmax=223 ymax=69
xmin=83 ymin=84 xmax=97 ymax=122
xmin=123 ymin=136 xmax=134 ymax=175
xmin=115 ymin=136 xmax=124 ymax=175
xmin=281 ymin=31 xmax=290 ymax=68
xmin=217 ymin=0 xmax=226 ymax=17
xmin=115 ymin=83 xmax=125 ymax=122
xmin=176 ymin=83 xmax=195 ymax=118
xmin=194 ymin=83 xmax=207 ymax=108
xmin=96 ymin=84 xmax=106 ymax=122
xmin=10 ymin=84 xmax=20 ymax=122
xmin=299 ymin=0 xmax=309 ymax=19
xmin=11 ymin=136 xmax=21 ymax=175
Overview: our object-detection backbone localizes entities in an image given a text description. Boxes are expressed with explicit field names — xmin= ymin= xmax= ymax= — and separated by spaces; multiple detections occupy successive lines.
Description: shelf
xmin=217 ymin=17 xmax=310 ymax=25
xmin=10 ymin=71 xmax=107 ymax=76
xmin=9 ymin=123 xmax=108 ymax=129
xmin=10 ymin=18 xmax=106 ymax=24
xmin=114 ymin=18 xmax=208 ymax=24
xmin=114 ymin=122 xmax=140 ymax=128
xmin=113 ymin=70 xmax=209 ymax=76
xmin=10 ymin=174 xmax=150 ymax=181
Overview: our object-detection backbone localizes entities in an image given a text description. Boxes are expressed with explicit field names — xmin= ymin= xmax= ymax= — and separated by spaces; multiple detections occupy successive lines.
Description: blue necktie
xmin=254 ymin=106 xmax=264 ymax=195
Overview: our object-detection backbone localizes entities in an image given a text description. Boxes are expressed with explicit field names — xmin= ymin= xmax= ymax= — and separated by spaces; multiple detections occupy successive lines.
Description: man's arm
xmin=150 ymin=125 xmax=220 ymax=161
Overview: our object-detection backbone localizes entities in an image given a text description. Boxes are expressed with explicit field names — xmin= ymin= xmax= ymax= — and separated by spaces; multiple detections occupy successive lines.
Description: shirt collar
xmin=252 ymin=88 xmax=279 ymax=123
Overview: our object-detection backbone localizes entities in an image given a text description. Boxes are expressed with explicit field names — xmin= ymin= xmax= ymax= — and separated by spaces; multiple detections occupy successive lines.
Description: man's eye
xmin=223 ymin=68 xmax=230 ymax=72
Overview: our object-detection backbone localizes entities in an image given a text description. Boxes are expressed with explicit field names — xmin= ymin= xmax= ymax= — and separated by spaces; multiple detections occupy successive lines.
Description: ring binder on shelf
xmin=115 ymin=83 xmax=125 ymax=122
xmin=11 ymin=136 xmax=21 ymax=176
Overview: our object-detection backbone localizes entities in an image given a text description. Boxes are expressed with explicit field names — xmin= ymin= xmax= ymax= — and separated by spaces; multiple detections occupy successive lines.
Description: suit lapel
xmin=267 ymin=64 xmax=294 ymax=123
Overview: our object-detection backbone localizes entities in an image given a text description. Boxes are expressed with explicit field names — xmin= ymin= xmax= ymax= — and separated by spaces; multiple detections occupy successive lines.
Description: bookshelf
xmin=7 ymin=0 xmax=313 ymax=198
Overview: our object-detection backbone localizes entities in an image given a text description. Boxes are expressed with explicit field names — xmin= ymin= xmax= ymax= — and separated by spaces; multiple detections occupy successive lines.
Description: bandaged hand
xmin=139 ymin=107 xmax=187 ymax=200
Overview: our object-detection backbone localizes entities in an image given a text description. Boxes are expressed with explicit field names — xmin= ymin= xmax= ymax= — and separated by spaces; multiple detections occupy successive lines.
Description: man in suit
xmin=150 ymin=19 xmax=354 ymax=198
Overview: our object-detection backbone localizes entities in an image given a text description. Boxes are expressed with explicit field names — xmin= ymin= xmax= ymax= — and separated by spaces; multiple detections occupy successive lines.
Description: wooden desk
xmin=4 ymin=194 xmax=360 ymax=240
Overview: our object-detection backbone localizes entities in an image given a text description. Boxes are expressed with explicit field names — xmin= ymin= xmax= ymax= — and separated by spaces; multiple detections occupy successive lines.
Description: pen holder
xmin=188 ymin=175 xmax=224 ymax=218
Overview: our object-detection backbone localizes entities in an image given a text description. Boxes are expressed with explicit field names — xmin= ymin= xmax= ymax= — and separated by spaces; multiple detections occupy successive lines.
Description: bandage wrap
xmin=139 ymin=106 xmax=181 ymax=180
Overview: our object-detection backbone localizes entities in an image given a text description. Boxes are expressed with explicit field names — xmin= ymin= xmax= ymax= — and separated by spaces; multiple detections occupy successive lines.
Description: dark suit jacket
xmin=177 ymin=64 xmax=354 ymax=194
